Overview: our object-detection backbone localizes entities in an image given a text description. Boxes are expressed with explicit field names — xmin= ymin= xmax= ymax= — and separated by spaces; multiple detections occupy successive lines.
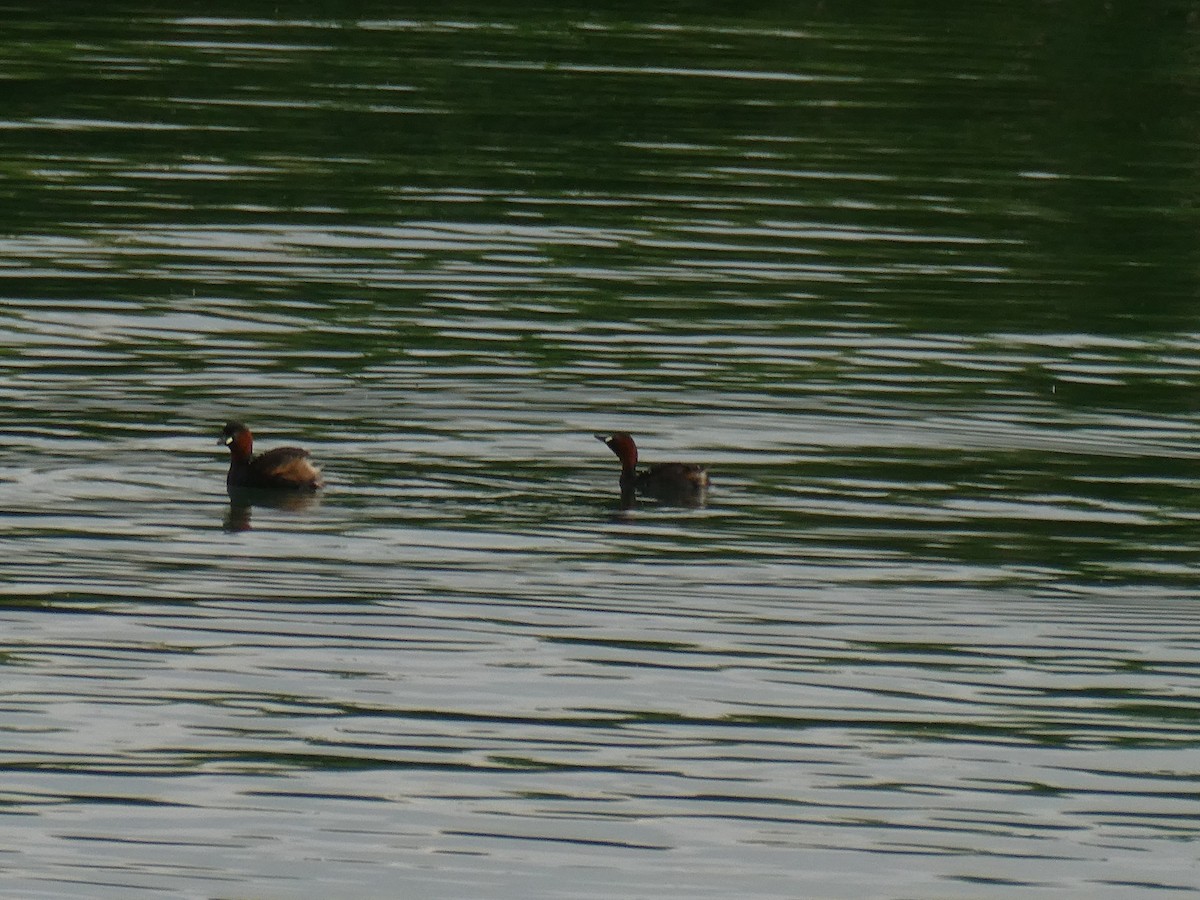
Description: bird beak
xmin=593 ymin=433 xmax=609 ymax=443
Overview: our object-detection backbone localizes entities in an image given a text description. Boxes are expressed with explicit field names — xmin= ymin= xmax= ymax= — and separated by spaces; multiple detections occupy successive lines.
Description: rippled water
xmin=3 ymin=6 xmax=1200 ymax=898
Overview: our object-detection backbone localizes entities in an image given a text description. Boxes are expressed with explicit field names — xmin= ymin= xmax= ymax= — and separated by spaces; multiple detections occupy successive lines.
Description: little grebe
xmin=595 ymin=432 xmax=709 ymax=505
xmin=220 ymin=422 xmax=323 ymax=492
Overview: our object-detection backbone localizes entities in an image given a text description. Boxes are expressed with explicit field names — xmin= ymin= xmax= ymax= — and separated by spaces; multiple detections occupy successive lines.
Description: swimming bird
xmin=595 ymin=431 xmax=708 ymax=506
xmin=220 ymin=422 xmax=323 ymax=492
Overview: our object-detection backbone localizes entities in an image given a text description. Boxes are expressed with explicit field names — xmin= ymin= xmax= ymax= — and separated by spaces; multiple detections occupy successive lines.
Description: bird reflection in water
xmin=606 ymin=484 xmax=708 ymax=522
xmin=223 ymin=488 xmax=320 ymax=532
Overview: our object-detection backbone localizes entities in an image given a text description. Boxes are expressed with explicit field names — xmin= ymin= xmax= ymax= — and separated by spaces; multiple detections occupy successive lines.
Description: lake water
xmin=3 ymin=5 xmax=1200 ymax=898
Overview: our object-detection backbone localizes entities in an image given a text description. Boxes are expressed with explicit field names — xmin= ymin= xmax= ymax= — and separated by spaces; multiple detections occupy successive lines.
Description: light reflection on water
xmin=4 ymin=6 xmax=1200 ymax=899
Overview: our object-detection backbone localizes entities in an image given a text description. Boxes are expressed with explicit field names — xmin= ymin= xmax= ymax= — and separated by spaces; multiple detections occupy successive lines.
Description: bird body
xmin=220 ymin=422 xmax=322 ymax=492
xmin=595 ymin=432 xmax=708 ymax=505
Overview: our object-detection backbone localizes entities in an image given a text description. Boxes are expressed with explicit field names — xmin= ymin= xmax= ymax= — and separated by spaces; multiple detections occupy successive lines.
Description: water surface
xmin=3 ymin=5 xmax=1200 ymax=898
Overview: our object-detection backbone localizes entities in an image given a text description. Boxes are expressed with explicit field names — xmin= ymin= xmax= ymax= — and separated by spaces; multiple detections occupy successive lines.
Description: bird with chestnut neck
xmin=220 ymin=422 xmax=323 ymax=492
xmin=595 ymin=431 xmax=708 ymax=506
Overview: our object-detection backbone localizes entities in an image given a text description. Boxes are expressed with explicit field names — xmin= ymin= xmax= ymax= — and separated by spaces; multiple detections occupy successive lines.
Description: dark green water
xmin=3 ymin=5 xmax=1200 ymax=898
